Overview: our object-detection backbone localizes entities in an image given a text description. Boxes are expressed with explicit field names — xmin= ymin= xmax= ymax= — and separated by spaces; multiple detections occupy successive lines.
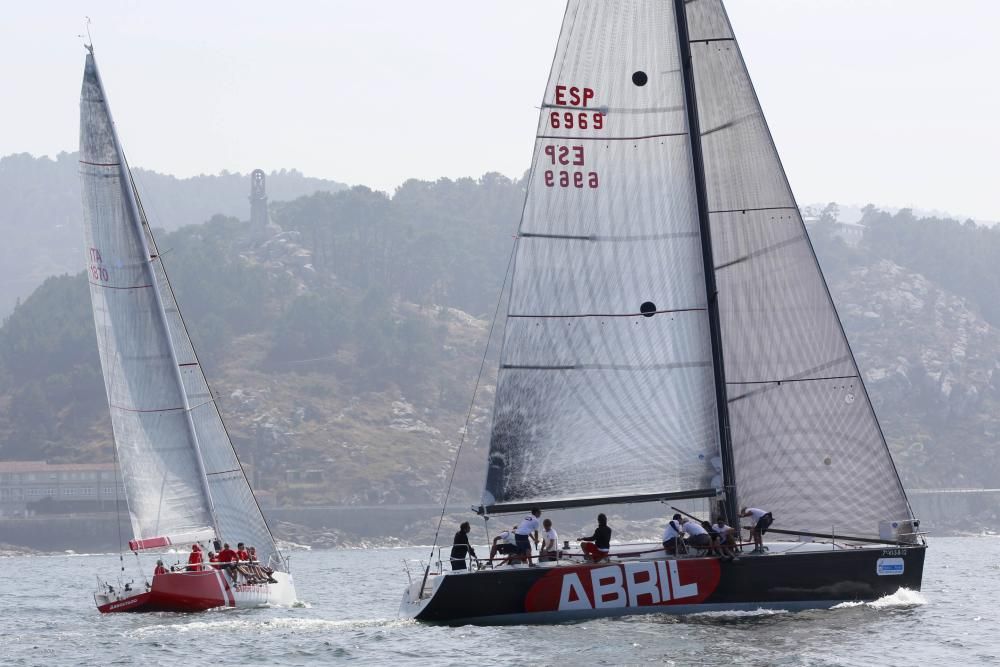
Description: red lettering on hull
xmin=524 ymin=559 xmax=721 ymax=613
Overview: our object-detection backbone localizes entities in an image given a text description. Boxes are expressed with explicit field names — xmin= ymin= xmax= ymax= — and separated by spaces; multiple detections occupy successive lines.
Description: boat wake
xmin=127 ymin=617 xmax=410 ymax=638
xmin=832 ymin=588 xmax=927 ymax=610
xmin=686 ymin=608 xmax=790 ymax=619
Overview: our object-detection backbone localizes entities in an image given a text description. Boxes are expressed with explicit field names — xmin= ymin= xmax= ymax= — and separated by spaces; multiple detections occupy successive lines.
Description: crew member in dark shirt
xmin=578 ymin=513 xmax=612 ymax=562
xmin=450 ymin=521 xmax=477 ymax=570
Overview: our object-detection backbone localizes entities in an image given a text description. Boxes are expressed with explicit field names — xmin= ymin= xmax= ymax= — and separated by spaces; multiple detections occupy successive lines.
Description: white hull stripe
xmin=212 ymin=570 xmax=234 ymax=607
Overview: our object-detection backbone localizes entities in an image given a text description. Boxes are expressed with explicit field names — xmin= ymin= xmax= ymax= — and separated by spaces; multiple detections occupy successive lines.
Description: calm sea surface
xmin=2 ymin=536 xmax=997 ymax=666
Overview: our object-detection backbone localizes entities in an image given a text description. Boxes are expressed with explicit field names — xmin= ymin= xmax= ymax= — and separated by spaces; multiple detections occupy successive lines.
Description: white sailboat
xmin=79 ymin=46 xmax=296 ymax=613
xmin=401 ymin=0 xmax=924 ymax=624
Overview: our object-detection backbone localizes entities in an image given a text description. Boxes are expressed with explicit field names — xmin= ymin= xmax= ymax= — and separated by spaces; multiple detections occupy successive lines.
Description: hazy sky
xmin=3 ymin=1 xmax=998 ymax=220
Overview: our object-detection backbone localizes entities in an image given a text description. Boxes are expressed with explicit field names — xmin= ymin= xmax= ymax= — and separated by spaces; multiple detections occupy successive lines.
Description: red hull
xmin=97 ymin=569 xmax=235 ymax=613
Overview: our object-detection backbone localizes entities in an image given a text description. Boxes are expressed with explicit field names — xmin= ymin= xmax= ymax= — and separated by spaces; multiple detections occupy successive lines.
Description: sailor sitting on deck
xmin=662 ymin=514 xmax=684 ymax=555
xmin=154 ymin=560 xmax=168 ymax=576
xmin=236 ymin=542 xmax=250 ymax=562
xmin=579 ymin=513 xmax=612 ymax=562
xmin=711 ymin=518 xmax=738 ymax=557
xmin=216 ymin=543 xmax=240 ymax=581
xmin=539 ymin=519 xmax=558 ymax=562
xmin=701 ymin=520 xmax=734 ymax=560
xmin=186 ymin=544 xmax=204 ymax=571
xmin=242 ymin=545 xmax=277 ymax=582
xmin=740 ymin=507 xmax=773 ymax=554
xmin=217 ymin=543 xmax=238 ymax=564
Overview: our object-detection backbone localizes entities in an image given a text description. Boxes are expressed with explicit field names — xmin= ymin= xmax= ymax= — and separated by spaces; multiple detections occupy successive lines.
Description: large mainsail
xmin=80 ymin=52 xmax=280 ymax=566
xmin=480 ymin=0 xmax=914 ymax=536
xmin=482 ymin=0 xmax=722 ymax=513
xmin=684 ymin=0 xmax=913 ymax=537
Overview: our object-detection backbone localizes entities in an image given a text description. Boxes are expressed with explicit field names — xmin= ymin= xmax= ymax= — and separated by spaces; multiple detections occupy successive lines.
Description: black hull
xmin=403 ymin=545 xmax=926 ymax=625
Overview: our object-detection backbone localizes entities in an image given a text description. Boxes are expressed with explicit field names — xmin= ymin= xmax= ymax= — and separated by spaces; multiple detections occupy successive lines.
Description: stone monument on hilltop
xmin=249 ymin=168 xmax=269 ymax=230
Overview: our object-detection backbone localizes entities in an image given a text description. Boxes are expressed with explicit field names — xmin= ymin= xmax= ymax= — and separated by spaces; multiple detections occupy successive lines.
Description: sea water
xmin=1 ymin=536 xmax=997 ymax=666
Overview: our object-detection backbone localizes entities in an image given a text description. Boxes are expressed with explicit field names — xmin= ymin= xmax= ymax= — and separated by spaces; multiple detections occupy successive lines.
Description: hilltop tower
xmin=249 ymin=169 xmax=268 ymax=229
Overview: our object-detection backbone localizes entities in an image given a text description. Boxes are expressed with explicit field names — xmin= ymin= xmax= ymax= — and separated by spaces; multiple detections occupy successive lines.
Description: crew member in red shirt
xmin=187 ymin=544 xmax=204 ymax=571
xmin=217 ymin=543 xmax=238 ymax=563
xmin=207 ymin=551 xmax=220 ymax=569
xmin=216 ymin=542 xmax=239 ymax=582
xmin=154 ymin=559 xmax=168 ymax=576
xmin=236 ymin=542 xmax=250 ymax=562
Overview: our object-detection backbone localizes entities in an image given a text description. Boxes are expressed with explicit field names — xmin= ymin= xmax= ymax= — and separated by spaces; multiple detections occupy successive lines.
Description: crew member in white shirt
xmin=682 ymin=518 xmax=711 ymax=550
xmin=489 ymin=529 xmax=518 ymax=567
xmin=740 ymin=507 xmax=773 ymax=553
xmin=539 ymin=518 xmax=558 ymax=562
xmin=514 ymin=508 xmax=542 ymax=566
xmin=662 ymin=514 xmax=684 ymax=555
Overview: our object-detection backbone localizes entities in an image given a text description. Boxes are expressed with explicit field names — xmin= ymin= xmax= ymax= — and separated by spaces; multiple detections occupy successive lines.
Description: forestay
xmin=482 ymin=0 xmax=721 ymax=513
xmin=80 ymin=53 xmax=280 ymax=566
xmin=684 ymin=0 xmax=914 ymax=537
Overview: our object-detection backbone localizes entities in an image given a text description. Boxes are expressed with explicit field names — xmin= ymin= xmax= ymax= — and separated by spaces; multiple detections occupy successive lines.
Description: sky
xmin=2 ymin=1 xmax=998 ymax=221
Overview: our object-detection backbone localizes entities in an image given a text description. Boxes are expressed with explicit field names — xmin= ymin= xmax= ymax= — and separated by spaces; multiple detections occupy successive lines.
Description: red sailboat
xmin=79 ymin=45 xmax=297 ymax=613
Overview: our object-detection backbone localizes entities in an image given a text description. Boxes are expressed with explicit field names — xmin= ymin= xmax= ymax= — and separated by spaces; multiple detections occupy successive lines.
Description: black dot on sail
xmin=632 ymin=71 xmax=648 ymax=87
xmin=640 ymin=301 xmax=656 ymax=317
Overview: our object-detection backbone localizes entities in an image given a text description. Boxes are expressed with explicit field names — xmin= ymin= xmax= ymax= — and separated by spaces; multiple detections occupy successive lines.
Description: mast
xmin=673 ymin=0 xmax=739 ymax=524
xmin=88 ymin=49 xmax=222 ymax=539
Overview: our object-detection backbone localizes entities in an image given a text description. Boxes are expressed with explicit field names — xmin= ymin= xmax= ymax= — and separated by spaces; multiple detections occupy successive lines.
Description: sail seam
xmin=79 ymin=159 xmax=121 ymax=167
xmin=690 ymin=38 xmax=735 ymax=44
xmin=708 ymin=206 xmax=797 ymax=215
xmin=509 ymin=307 xmax=706 ymax=318
xmin=537 ymin=132 xmax=686 ymax=141
xmin=520 ymin=231 xmax=699 ymax=242
xmin=88 ymin=281 xmax=153 ymax=290
xmin=207 ymin=469 xmax=242 ymax=476
xmin=727 ymin=374 xmax=860 ymax=386
xmin=110 ymin=404 xmax=185 ymax=413
xmin=187 ymin=398 xmax=217 ymax=411
xmin=540 ymin=104 xmax=685 ymax=113
xmin=502 ymin=362 xmax=711 ymax=371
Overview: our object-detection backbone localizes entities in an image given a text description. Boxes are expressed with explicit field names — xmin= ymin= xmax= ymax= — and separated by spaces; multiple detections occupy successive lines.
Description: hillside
xmin=0 ymin=152 xmax=346 ymax=317
xmin=1 ymin=175 xmax=999 ymax=513
xmin=0 ymin=175 xmax=523 ymax=507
